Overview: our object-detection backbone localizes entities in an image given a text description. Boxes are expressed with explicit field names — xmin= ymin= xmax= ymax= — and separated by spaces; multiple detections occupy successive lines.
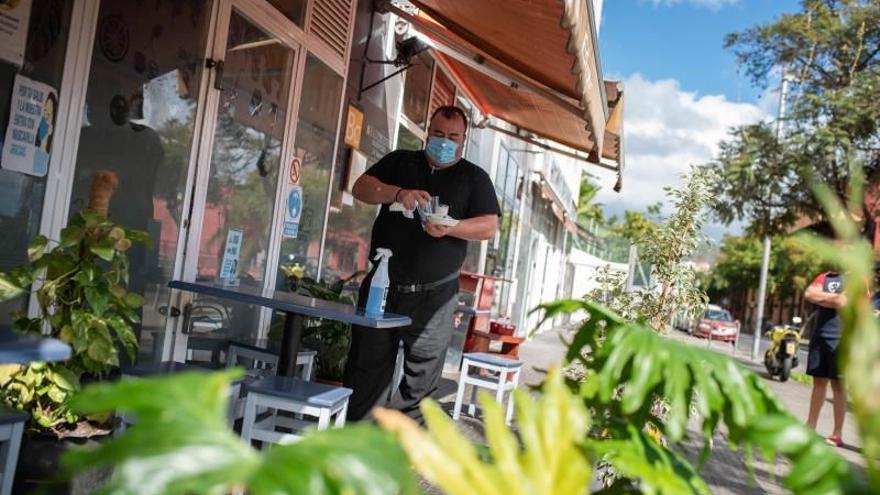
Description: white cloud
xmin=647 ymin=0 xmax=739 ymax=10
xmin=590 ymin=73 xmax=770 ymax=239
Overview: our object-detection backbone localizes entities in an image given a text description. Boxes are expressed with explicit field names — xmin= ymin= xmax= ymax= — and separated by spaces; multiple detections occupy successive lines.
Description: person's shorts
xmin=806 ymin=334 xmax=840 ymax=379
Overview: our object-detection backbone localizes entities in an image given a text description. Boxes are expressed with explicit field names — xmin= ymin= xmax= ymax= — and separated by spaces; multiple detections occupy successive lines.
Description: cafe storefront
xmin=0 ymin=0 xmax=620 ymax=365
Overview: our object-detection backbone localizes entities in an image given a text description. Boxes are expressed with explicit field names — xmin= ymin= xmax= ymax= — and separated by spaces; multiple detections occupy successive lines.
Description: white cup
xmin=436 ymin=204 xmax=449 ymax=217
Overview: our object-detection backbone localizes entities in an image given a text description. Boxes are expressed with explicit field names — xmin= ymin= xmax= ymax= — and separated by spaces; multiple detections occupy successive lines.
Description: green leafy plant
xmin=587 ymin=167 xmax=712 ymax=331
xmin=795 ymin=175 xmax=880 ymax=486
xmin=377 ymin=299 xmax=865 ymax=495
xmin=539 ymin=300 xmax=860 ymax=494
xmin=276 ymin=267 xmax=363 ymax=382
xmin=0 ymin=209 xmax=148 ymax=433
xmin=62 ymin=369 xmax=418 ymax=495
xmin=375 ymin=369 xmax=592 ymax=495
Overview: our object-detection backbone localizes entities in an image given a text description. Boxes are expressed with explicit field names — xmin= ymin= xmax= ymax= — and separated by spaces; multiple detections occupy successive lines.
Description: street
xmin=682 ymin=327 xmax=811 ymax=375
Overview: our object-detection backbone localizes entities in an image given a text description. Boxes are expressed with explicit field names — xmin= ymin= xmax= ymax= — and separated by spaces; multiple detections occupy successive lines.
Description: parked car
xmin=690 ymin=306 xmax=740 ymax=342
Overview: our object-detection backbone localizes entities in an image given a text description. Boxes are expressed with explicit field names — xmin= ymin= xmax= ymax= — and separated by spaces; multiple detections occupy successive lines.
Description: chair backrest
xmin=225 ymin=343 xmax=279 ymax=372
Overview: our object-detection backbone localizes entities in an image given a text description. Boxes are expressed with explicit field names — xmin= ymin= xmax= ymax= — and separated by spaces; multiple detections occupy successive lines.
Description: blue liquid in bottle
xmin=365 ymin=286 xmax=387 ymax=316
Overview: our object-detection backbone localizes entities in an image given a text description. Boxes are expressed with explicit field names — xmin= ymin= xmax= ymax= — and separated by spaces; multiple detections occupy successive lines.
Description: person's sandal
xmin=825 ymin=435 xmax=844 ymax=447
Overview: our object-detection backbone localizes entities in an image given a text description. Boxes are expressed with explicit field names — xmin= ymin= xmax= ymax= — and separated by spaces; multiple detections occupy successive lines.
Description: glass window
xmin=401 ymin=50 xmax=433 ymax=130
xmin=494 ymin=146 xmax=508 ymax=186
xmin=67 ymin=0 xmax=209 ymax=361
xmin=0 ymin=0 xmax=74 ymax=327
xmin=277 ymin=54 xmax=343 ymax=288
xmin=396 ymin=123 xmax=423 ymax=151
xmin=187 ymin=12 xmax=294 ymax=344
xmin=266 ymin=0 xmax=307 ymax=26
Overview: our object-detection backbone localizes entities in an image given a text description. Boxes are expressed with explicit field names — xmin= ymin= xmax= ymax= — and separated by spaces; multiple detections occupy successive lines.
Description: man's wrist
xmin=393 ymin=187 xmax=404 ymax=202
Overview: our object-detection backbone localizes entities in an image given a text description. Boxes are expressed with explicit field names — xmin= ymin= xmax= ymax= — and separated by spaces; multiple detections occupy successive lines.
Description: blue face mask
xmin=37 ymin=118 xmax=49 ymax=142
xmin=425 ymin=136 xmax=459 ymax=165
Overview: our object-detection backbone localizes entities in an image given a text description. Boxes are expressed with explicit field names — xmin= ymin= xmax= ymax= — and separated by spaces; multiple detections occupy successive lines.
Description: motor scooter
xmin=764 ymin=316 xmax=802 ymax=382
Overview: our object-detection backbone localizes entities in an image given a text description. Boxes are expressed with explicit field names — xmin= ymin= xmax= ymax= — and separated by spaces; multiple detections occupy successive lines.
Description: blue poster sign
xmin=283 ymin=184 xmax=303 ymax=238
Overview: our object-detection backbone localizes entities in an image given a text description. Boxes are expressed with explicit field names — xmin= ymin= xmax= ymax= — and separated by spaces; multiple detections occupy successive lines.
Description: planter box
xmin=14 ymin=433 xmax=113 ymax=495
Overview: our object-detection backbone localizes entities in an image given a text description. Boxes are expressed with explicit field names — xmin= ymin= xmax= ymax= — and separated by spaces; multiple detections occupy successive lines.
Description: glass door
xmin=67 ymin=0 xmax=213 ymax=364
xmin=172 ymin=4 xmax=300 ymax=360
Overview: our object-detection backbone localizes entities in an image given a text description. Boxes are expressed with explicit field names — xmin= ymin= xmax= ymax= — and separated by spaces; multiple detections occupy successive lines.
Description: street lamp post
xmin=751 ymin=70 xmax=789 ymax=361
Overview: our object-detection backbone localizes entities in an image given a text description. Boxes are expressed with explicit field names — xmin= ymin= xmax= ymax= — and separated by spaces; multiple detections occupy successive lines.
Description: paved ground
xmin=667 ymin=328 xmax=864 ymax=466
xmin=428 ymin=326 xmax=865 ymax=494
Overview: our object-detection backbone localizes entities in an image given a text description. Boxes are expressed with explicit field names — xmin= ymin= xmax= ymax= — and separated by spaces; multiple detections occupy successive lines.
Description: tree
xmin=589 ymin=168 xmax=713 ymax=331
xmin=607 ymin=204 xmax=662 ymax=247
xmin=576 ymin=174 xmax=605 ymax=224
xmin=705 ymin=233 xmax=829 ymax=323
xmin=709 ymin=0 xmax=880 ymax=236
xmin=706 ymin=235 xmax=763 ymax=296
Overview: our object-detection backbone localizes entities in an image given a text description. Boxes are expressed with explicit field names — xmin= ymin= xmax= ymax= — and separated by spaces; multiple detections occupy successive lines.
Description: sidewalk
xmin=431 ymin=326 xmax=865 ymax=495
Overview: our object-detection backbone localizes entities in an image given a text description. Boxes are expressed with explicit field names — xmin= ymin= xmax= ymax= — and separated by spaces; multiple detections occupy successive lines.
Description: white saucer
xmin=426 ymin=214 xmax=460 ymax=227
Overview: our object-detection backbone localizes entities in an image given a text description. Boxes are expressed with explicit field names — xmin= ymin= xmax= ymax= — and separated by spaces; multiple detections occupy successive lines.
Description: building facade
xmin=0 ymin=0 xmax=621 ymax=362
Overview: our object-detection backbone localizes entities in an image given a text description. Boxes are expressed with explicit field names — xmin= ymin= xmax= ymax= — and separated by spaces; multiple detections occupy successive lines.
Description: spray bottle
xmin=365 ymin=248 xmax=392 ymax=317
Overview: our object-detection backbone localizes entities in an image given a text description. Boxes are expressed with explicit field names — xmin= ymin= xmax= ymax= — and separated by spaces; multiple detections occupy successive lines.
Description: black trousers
xmin=343 ymin=277 xmax=458 ymax=423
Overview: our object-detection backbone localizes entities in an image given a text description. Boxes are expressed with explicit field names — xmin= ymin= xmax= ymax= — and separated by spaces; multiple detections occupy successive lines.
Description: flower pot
xmin=490 ymin=321 xmax=516 ymax=336
xmin=14 ymin=432 xmax=113 ymax=495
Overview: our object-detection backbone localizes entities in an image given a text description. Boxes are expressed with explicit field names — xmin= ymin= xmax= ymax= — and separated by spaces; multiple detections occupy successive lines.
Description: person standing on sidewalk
xmin=802 ymin=265 xmax=880 ymax=446
xmin=804 ymin=271 xmax=848 ymax=446
xmin=344 ymin=106 xmax=500 ymax=422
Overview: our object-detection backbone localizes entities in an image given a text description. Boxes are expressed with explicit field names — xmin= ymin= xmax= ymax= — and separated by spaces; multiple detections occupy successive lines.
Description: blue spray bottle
xmin=365 ymin=248 xmax=392 ymax=317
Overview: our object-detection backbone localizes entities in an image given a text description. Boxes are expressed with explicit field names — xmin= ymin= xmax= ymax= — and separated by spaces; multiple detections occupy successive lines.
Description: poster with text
xmin=0 ymin=0 xmax=33 ymax=66
xmin=219 ymin=229 xmax=243 ymax=283
xmin=1 ymin=74 xmax=58 ymax=177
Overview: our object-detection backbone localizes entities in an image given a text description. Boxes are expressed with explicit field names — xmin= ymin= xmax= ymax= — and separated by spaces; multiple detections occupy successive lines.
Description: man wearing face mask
xmin=344 ymin=106 xmax=501 ymax=422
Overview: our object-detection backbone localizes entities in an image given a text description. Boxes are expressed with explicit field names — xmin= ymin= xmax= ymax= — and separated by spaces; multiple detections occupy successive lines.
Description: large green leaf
xmin=90 ymin=237 xmax=116 ymax=262
xmin=123 ymin=292 xmax=145 ymax=309
xmin=85 ymin=286 xmax=111 ymax=316
xmin=27 ymin=235 xmax=49 ymax=262
xmin=553 ymin=300 xmax=861 ymax=494
xmin=64 ymin=370 xmax=418 ymax=495
xmin=59 ymin=224 xmax=85 ymax=248
xmin=589 ymin=424 xmax=711 ymax=495
xmin=125 ymin=229 xmax=153 ymax=249
xmin=249 ymin=427 xmax=418 ymax=495
xmin=377 ymin=369 xmax=591 ymax=495
xmin=0 ymin=273 xmax=26 ymax=301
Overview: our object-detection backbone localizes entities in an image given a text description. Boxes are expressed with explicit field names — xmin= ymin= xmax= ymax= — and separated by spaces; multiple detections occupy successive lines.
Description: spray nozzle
xmin=374 ymin=248 xmax=393 ymax=261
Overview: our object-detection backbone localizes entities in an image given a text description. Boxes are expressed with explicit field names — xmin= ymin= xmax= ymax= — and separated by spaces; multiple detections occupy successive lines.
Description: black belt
xmin=394 ymin=272 xmax=459 ymax=294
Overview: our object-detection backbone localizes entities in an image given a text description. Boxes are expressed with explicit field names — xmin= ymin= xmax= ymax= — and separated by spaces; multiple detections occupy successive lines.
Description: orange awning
xmin=388 ymin=0 xmax=617 ymax=171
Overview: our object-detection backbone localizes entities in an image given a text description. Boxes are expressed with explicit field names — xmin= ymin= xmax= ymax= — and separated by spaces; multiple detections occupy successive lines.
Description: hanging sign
xmin=219 ymin=228 xmax=243 ymax=283
xmin=1 ymin=74 xmax=58 ymax=177
xmin=344 ymin=104 xmax=364 ymax=150
xmin=283 ymin=184 xmax=303 ymax=239
xmin=0 ymin=0 xmax=32 ymax=67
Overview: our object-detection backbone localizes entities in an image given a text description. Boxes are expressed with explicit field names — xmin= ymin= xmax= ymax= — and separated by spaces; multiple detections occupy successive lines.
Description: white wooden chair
xmin=452 ymin=352 xmax=523 ymax=424
xmin=240 ymin=376 xmax=351 ymax=446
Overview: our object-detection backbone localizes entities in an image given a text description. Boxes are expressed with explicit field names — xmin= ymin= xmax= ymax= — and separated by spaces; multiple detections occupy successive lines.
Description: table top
xmin=0 ymin=327 xmax=71 ymax=364
xmin=169 ymin=280 xmax=411 ymax=329
xmin=472 ymin=330 xmax=525 ymax=343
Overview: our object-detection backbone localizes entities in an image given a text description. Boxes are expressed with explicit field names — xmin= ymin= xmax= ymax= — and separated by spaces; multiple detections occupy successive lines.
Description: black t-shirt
xmin=364 ymin=150 xmax=501 ymax=284
xmin=811 ymin=272 xmax=844 ymax=338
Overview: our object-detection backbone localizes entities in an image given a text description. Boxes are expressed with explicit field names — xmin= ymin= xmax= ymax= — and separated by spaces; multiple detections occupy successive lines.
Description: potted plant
xmin=275 ymin=265 xmax=362 ymax=385
xmin=0 ymin=171 xmax=149 ymax=493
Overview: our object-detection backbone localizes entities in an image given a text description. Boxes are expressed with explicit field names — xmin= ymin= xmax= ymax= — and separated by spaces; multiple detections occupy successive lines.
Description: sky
xmin=588 ymin=0 xmax=801 ymax=239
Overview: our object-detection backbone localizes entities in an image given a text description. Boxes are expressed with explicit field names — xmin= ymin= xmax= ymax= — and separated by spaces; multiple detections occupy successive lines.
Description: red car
xmin=690 ymin=307 xmax=740 ymax=342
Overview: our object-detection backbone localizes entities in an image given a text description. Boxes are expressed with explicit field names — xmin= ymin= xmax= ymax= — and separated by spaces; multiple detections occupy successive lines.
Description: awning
xmin=384 ymin=0 xmax=619 ymax=173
